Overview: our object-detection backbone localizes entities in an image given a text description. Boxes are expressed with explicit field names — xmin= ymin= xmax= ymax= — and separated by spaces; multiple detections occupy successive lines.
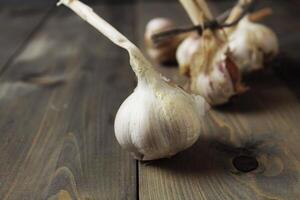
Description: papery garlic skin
xmin=191 ymin=47 xmax=236 ymax=105
xmin=145 ymin=18 xmax=183 ymax=64
xmin=176 ymin=35 xmax=202 ymax=76
xmin=229 ymin=17 xmax=279 ymax=73
xmin=188 ymin=31 xmax=247 ymax=106
xmin=178 ymin=0 xmax=246 ymax=105
xmin=115 ymin=74 xmax=208 ymax=160
xmin=194 ymin=60 xmax=235 ymax=105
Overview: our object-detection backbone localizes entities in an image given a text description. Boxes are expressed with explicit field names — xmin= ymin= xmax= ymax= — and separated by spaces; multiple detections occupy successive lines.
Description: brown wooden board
xmin=0 ymin=5 xmax=137 ymax=200
xmin=0 ymin=6 xmax=53 ymax=73
xmin=137 ymin=1 xmax=300 ymax=199
xmin=1 ymin=0 xmax=300 ymax=199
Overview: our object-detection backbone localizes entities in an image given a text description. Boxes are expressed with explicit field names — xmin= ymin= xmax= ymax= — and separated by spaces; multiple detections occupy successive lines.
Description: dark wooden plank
xmin=0 ymin=6 xmax=53 ymax=73
xmin=0 ymin=4 xmax=137 ymax=199
xmin=137 ymin=1 xmax=300 ymax=199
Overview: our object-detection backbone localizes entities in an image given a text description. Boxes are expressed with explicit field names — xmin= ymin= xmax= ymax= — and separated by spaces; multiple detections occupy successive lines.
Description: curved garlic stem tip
xmin=58 ymin=0 xmax=154 ymax=79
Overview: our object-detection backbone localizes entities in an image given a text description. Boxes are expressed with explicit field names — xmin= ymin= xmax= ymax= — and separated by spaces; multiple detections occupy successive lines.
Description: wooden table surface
xmin=0 ymin=0 xmax=300 ymax=199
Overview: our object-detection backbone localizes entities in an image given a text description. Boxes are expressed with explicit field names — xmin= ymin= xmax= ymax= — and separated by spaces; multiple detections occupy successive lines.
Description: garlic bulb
xmin=115 ymin=76 xmax=208 ymax=160
xmin=145 ymin=18 xmax=184 ymax=64
xmin=190 ymin=32 xmax=246 ymax=105
xmin=176 ymin=34 xmax=201 ymax=76
xmin=228 ymin=16 xmax=279 ymax=73
xmin=179 ymin=0 xmax=247 ymax=105
xmin=58 ymin=0 xmax=209 ymax=160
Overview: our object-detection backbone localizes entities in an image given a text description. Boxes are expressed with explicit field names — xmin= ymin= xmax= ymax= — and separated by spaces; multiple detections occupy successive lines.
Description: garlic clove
xmin=176 ymin=34 xmax=202 ymax=76
xmin=229 ymin=16 xmax=279 ymax=73
xmin=59 ymin=0 xmax=209 ymax=161
xmin=145 ymin=18 xmax=184 ymax=64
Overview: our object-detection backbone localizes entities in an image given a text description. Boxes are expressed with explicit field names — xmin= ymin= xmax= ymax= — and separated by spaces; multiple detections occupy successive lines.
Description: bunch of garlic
xmin=145 ymin=18 xmax=184 ymax=64
xmin=228 ymin=16 xmax=279 ymax=73
xmin=179 ymin=0 xmax=246 ymax=105
xmin=59 ymin=0 xmax=209 ymax=160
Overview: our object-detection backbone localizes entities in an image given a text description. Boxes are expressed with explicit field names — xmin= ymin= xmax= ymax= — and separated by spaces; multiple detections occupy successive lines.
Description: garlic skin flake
xmin=145 ymin=18 xmax=183 ymax=64
xmin=59 ymin=0 xmax=209 ymax=161
xmin=229 ymin=16 xmax=279 ymax=73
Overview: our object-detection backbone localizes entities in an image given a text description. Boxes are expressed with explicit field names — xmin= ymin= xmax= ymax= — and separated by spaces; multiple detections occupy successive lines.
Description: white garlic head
xmin=189 ymin=32 xmax=247 ymax=106
xmin=59 ymin=0 xmax=209 ymax=161
xmin=229 ymin=16 xmax=279 ymax=73
xmin=176 ymin=34 xmax=202 ymax=76
xmin=145 ymin=18 xmax=183 ymax=64
xmin=115 ymin=73 xmax=209 ymax=160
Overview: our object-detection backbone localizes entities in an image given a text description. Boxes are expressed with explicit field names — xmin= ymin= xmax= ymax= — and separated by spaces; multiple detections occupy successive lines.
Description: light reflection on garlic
xmin=229 ymin=16 xmax=279 ymax=73
xmin=59 ymin=0 xmax=209 ymax=161
xmin=145 ymin=18 xmax=184 ymax=64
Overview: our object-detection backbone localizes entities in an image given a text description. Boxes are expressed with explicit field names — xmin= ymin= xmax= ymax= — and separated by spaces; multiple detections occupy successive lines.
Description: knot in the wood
xmin=232 ymin=155 xmax=258 ymax=173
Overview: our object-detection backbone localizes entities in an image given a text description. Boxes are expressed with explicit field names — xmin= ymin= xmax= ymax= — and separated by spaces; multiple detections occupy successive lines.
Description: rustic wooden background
xmin=0 ymin=0 xmax=300 ymax=199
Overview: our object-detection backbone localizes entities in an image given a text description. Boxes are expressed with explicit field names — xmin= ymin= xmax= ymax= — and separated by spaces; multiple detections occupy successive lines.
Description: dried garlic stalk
xmin=176 ymin=0 xmax=213 ymax=78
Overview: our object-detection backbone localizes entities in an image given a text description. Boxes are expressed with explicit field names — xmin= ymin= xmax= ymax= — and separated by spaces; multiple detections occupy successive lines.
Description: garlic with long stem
xmin=179 ymin=0 xmax=246 ymax=105
xmin=145 ymin=18 xmax=185 ymax=64
xmin=58 ymin=0 xmax=209 ymax=161
xmin=226 ymin=0 xmax=279 ymax=73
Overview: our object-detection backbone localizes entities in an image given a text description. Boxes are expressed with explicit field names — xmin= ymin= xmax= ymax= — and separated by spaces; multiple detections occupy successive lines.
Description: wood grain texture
xmin=0 ymin=6 xmax=53 ymax=73
xmin=137 ymin=1 xmax=300 ymax=199
xmin=0 ymin=5 xmax=137 ymax=200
